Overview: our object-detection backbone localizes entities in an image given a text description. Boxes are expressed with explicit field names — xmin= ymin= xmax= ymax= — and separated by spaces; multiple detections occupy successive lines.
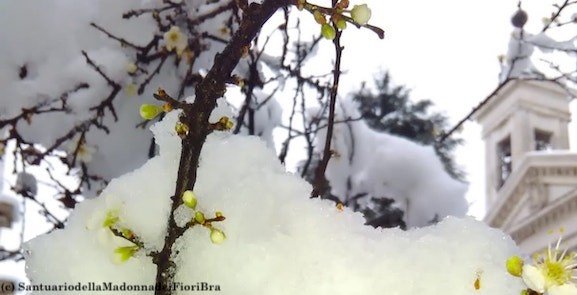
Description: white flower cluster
xmin=507 ymin=236 xmax=577 ymax=295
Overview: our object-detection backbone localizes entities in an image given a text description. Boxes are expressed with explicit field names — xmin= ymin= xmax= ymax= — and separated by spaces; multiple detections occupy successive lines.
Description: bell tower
xmin=473 ymin=80 xmax=571 ymax=208
xmin=469 ymin=5 xmax=577 ymax=255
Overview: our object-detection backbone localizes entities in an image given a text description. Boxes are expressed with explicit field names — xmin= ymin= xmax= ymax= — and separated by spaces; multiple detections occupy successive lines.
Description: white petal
xmin=522 ymin=265 xmax=545 ymax=293
xmin=548 ymin=284 xmax=577 ymax=295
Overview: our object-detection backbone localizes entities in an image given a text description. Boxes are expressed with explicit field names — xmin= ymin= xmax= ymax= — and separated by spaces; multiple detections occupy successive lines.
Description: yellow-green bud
xmin=218 ymin=116 xmax=234 ymax=130
xmin=336 ymin=19 xmax=347 ymax=30
xmin=102 ymin=209 xmax=119 ymax=227
xmin=126 ymin=63 xmax=138 ymax=74
xmin=139 ymin=104 xmax=163 ymax=120
xmin=182 ymin=190 xmax=198 ymax=209
xmin=121 ymin=228 xmax=134 ymax=239
xmin=113 ymin=245 xmax=139 ymax=264
xmin=175 ymin=122 xmax=189 ymax=137
xmin=210 ymin=228 xmax=226 ymax=244
xmin=506 ymin=255 xmax=524 ymax=277
xmin=351 ymin=4 xmax=371 ymax=25
xmin=162 ymin=103 xmax=173 ymax=113
xmin=321 ymin=23 xmax=336 ymax=40
xmin=195 ymin=211 xmax=206 ymax=224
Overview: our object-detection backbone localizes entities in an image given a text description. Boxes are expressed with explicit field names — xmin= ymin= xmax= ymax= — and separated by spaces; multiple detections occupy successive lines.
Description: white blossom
xmin=517 ymin=236 xmax=577 ymax=294
xmin=163 ymin=26 xmax=188 ymax=56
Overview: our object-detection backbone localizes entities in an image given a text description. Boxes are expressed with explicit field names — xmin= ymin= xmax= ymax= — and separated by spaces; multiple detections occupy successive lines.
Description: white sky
xmin=323 ymin=0 xmax=577 ymax=219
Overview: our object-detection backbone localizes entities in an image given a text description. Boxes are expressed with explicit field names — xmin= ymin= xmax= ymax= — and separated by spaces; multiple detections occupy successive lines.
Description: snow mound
xmin=313 ymin=99 xmax=467 ymax=227
xmin=25 ymin=111 xmax=523 ymax=295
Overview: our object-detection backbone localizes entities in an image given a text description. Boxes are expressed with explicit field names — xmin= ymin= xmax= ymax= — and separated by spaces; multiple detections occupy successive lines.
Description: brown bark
xmin=153 ymin=1 xmax=292 ymax=294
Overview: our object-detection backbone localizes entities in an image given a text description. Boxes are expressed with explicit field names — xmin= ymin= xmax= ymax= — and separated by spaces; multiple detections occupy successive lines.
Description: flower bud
xmin=113 ymin=246 xmax=139 ymax=264
xmin=102 ymin=209 xmax=119 ymax=227
xmin=336 ymin=19 xmax=347 ymax=30
xmin=182 ymin=190 xmax=198 ymax=209
xmin=351 ymin=4 xmax=371 ymax=25
xmin=195 ymin=211 xmax=206 ymax=224
xmin=210 ymin=228 xmax=226 ymax=244
xmin=175 ymin=122 xmax=190 ymax=137
xmin=126 ymin=63 xmax=138 ymax=74
xmin=121 ymin=228 xmax=134 ymax=239
xmin=139 ymin=104 xmax=163 ymax=120
xmin=321 ymin=23 xmax=336 ymax=40
xmin=506 ymin=255 xmax=524 ymax=277
xmin=162 ymin=103 xmax=173 ymax=113
xmin=218 ymin=116 xmax=234 ymax=130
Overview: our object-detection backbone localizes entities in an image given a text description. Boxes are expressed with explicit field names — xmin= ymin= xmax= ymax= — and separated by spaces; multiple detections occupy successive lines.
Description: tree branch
xmin=153 ymin=1 xmax=292 ymax=293
xmin=311 ymin=12 xmax=343 ymax=198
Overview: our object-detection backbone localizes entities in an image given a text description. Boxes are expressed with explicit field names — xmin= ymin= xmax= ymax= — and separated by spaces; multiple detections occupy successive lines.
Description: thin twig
xmin=311 ymin=9 xmax=343 ymax=198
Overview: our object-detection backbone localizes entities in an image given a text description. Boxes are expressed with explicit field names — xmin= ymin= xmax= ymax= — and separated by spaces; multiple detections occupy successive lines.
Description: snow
xmin=0 ymin=0 xmax=235 ymax=194
xmin=25 ymin=108 xmax=524 ymax=295
xmin=311 ymin=99 xmax=468 ymax=227
xmin=499 ymin=30 xmax=538 ymax=82
xmin=499 ymin=29 xmax=577 ymax=82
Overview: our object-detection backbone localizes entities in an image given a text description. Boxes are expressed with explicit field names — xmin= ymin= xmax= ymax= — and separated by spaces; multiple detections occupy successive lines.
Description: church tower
xmin=473 ymin=79 xmax=577 ymax=254
xmin=469 ymin=4 xmax=577 ymax=254
xmin=474 ymin=80 xmax=571 ymax=207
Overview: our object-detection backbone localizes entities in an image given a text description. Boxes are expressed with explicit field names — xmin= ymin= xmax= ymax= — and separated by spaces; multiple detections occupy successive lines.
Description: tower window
xmin=497 ymin=136 xmax=512 ymax=189
xmin=534 ymin=129 xmax=552 ymax=151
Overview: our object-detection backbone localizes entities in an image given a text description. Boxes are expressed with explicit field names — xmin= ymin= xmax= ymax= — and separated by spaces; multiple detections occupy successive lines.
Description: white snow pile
xmin=0 ymin=0 xmax=159 ymax=183
xmin=25 ymin=106 xmax=523 ymax=295
xmin=499 ymin=29 xmax=577 ymax=82
xmin=311 ymin=99 xmax=468 ymax=227
xmin=0 ymin=0 xmax=238 ymax=193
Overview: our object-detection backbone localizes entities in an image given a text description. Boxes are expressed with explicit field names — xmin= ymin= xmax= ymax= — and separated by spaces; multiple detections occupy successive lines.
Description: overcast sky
xmin=321 ymin=0 xmax=577 ymax=219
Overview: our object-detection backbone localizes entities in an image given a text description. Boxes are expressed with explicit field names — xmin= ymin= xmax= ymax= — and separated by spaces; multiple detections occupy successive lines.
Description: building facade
xmin=473 ymin=79 xmax=577 ymax=254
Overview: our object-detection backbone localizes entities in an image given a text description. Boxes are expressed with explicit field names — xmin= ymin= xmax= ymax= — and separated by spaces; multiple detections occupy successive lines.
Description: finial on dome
xmin=511 ymin=2 xmax=528 ymax=28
